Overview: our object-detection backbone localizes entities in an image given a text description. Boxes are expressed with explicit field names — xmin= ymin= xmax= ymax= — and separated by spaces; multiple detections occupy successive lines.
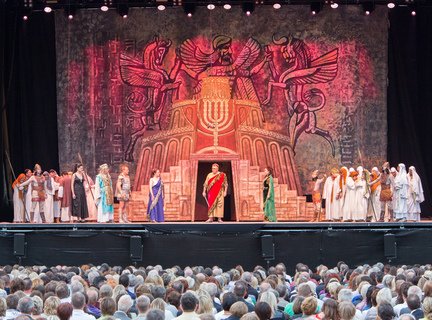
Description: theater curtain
xmin=0 ymin=10 xmax=59 ymax=222
xmin=388 ymin=7 xmax=432 ymax=217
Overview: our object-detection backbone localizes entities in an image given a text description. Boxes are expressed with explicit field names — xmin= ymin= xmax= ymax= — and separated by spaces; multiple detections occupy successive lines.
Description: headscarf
xmin=357 ymin=166 xmax=364 ymax=178
xmin=408 ymin=166 xmax=425 ymax=203
xmin=395 ymin=163 xmax=408 ymax=186
xmin=43 ymin=171 xmax=53 ymax=191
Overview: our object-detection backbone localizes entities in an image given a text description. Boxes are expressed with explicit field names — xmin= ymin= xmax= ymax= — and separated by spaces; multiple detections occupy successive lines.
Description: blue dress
xmin=147 ymin=178 xmax=164 ymax=222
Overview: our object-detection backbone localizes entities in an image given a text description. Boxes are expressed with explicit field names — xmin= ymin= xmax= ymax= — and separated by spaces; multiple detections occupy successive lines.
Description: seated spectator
xmin=240 ymin=313 xmax=259 ymax=320
xmin=400 ymin=294 xmax=424 ymax=320
xmin=255 ymin=302 xmax=272 ymax=320
xmin=6 ymin=294 xmax=20 ymax=319
xmin=258 ymin=292 xmax=283 ymax=320
xmin=113 ymin=294 xmax=133 ymax=320
xmin=86 ymin=289 xmax=101 ymax=318
xmin=99 ymin=298 xmax=116 ymax=320
xmin=148 ymin=309 xmax=166 ymax=320
xmin=32 ymin=296 xmax=44 ymax=320
xmin=226 ymin=302 xmax=248 ymax=320
xmin=301 ymin=297 xmax=318 ymax=320
xmin=70 ymin=292 xmax=96 ymax=320
xmin=175 ymin=292 xmax=200 ymax=320
xmin=338 ymin=302 xmax=356 ymax=320
xmin=319 ymin=298 xmax=339 ymax=320
xmin=0 ymin=297 xmax=6 ymax=319
xmin=377 ymin=302 xmax=395 ymax=320
xmin=42 ymin=296 xmax=61 ymax=320
xmin=56 ymin=283 xmax=71 ymax=304
xmin=215 ymin=292 xmax=237 ymax=320
xmin=17 ymin=296 xmax=35 ymax=317
xmin=233 ymin=282 xmax=254 ymax=313
xmin=136 ymin=295 xmax=151 ymax=320
xmin=58 ymin=303 xmax=74 ymax=320
xmin=151 ymin=297 xmax=175 ymax=320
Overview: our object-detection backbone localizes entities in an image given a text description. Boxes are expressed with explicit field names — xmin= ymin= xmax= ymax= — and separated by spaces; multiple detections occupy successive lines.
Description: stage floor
xmin=1 ymin=221 xmax=431 ymax=269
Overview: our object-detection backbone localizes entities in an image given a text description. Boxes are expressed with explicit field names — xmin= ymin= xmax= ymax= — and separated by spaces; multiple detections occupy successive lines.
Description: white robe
xmin=407 ymin=170 xmax=424 ymax=221
xmin=342 ymin=177 xmax=356 ymax=221
xmin=85 ymin=177 xmax=97 ymax=221
xmin=13 ymin=186 xmax=25 ymax=223
xmin=369 ymin=176 xmax=382 ymax=222
xmin=323 ymin=175 xmax=341 ymax=220
xmin=394 ymin=167 xmax=409 ymax=220
xmin=354 ymin=179 xmax=368 ymax=221
xmin=44 ymin=178 xmax=55 ymax=223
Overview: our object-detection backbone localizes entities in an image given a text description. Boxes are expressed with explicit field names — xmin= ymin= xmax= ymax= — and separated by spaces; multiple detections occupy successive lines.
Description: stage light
xmin=362 ymin=2 xmax=375 ymax=15
xmin=310 ymin=2 xmax=322 ymax=15
xmin=183 ymin=3 xmax=195 ymax=17
xmin=101 ymin=5 xmax=109 ymax=11
xmin=44 ymin=6 xmax=52 ymax=13
xmin=273 ymin=3 xmax=281 ymax=9
xmin=242 ymin=2 xmax=254 ymax=15
xmin=65 ymin=6 xmax=77 ymax=20
xmin=157 ymin=4 xmax=166 ymax=10
xmin=207 ymin=4 xmax=215 ymax=10
xmin=409 ymin=4 xmax=416 ymax=16
xmin=330 ymin=2 xmax=338 ymax=9
xmin=117 ymin=4 xmax=129 ymax=18
xmin=23 ymin=15 xmax=28 ymax=20
xmin=411 ymin=10 xmax=416 ymax=16
xmin=387 ymin=2 xmax=395 ymax=9
xmin=223 ymin=3 xmax=231 ymax=9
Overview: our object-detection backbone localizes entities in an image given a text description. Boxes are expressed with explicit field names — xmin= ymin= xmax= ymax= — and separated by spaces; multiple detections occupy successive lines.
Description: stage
xmin=0 ymin=221 xmax=431 ymax=270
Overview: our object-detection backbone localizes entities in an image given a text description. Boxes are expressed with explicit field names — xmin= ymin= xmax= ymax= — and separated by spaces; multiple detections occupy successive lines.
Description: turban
xmin=212 ymin=35 xmax=232 ymax=50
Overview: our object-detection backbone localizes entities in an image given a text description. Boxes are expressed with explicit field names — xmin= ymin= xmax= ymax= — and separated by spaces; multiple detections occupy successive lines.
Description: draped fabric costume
xmin=72 ymin=175 xmax=89 ymax=220
xmin=322 ymin=174 xmax=341 ymax=220
xmin=116 ymin=174 xmax=131 ymax=201
xmin=95 ymin=173 xmax=114 ymax=222
xmin=204 ymin=172 xmax=227 ymax=218
xmin=147 ymin=177 xmax=164 ymax=222
xmin=84 ymin=176 xmax=97 ymax=221
xmin=59 ymin=175 xmax=72 ymax=222
xmin=407 ymin=167 xmax=424 ymax=221
xmin=12 ymin=174 xmax=28 ymax=223
xmin=394 ymin=164 xmax=409 ymax=221
xmin=380 ymin=171 xmax=393 ymax=222
xmin=20 ymin=175 xmax=46 ymax=222
xmin=263 ymin=175 xmax=276 ymax=222
xmin=369 ymin=171 xmax=382 ymax=222
xmin=44 ymin=176 xmax=56 ymax=223
xmin=342 ymin=173 xmax=357 ymax=221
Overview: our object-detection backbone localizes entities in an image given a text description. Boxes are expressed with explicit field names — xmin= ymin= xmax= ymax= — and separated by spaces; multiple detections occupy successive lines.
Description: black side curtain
xmin=1 ymin=9 xmax=59 ymax=222
xmin=388 ymin=7 xmax=432 ymax=216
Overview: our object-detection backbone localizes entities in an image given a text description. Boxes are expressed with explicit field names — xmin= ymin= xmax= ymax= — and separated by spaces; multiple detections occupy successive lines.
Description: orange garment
xmin=371 ymin=172 xmax=380 ymax=193
xmin=339 ymin=167 xmax=348 ymax=190
xmin=12 ymin=174 xmax=27 ymax=200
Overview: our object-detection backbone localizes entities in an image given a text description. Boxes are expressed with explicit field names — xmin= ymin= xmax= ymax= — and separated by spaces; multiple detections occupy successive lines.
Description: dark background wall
xmin=1 ymin=5 xmax=432 ymax=222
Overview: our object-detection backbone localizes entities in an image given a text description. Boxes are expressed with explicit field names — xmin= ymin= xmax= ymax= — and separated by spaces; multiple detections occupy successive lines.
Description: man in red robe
xmin=202 ymin=163 xmax=228 ymax=223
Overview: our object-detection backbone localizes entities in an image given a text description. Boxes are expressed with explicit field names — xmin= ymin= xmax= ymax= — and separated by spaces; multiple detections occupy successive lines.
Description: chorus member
xmin=342 ymin=168 xmax=357 ymax=222
xmin=310 ymin=170 xmax=326 ymax=222
xmin=71 ymin=163 xmax=89 ymax=223
xmin=263 ymin=167 xmax=276 ymax=222
xmin=380 ymin=162 xmax=393 ymax=222
xmin=43 ymin=171 xmax=55 ymax=223
xmin=322 ymin=168 xmax=341 ymax=221
xmin=18 ymin=164 xmax=47 ymax=223
xmin=147 ymin=169 xmax=164 ymax=223
xmin=116 ymin=164 xmax=131 ymax=223
xmin=59 ymin=171 xmax=73 ymax=222
xmin=394 ymin=163 xmax=409 ymax=222
xmin=390 ymin=167 xmax=397 ymax=220
xmin=338 ymin=167 xmax=348 ymax=218
xmin=49 ymin=170 xmax=61 ymax=223
xmin=369 ymin=167 xmax=382 ymax=222
xmin=354 ymin=166 xmax=368 ymax=222
xmin=95 ymin=164 xmax=114 ymax=223
xmin=84 ymin=175 xmax=97 ymax=222
xmin=12 ymin=169 xmax=32 ymax=223
xmin=203 ymin=163 xmax=228 ymax=223
xmin=407 ymin=166 xmax=424 ymax=222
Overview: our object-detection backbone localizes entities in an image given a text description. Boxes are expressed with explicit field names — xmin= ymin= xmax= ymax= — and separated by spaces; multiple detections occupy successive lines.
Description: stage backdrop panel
xmin=55 ymin=6 xmax=388 ymax=220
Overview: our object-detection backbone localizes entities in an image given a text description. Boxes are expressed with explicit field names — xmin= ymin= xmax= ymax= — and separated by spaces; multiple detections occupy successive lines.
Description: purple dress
xmin=147 ymin=178 xmax=164 ymax=222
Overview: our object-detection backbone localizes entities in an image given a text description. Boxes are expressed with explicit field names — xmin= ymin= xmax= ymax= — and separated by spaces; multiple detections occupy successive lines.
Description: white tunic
xmin=407 ymin=169 xmax=424 ymax=221
xmin=342 ymin=176 xmax=356 ymax=221
xmin=354 ymin=179 xmax=368 ymax=221
xmin=394 ymin=165 xmax=409 ymax=220
xmin=13 ymin=186 xmax=25 ymax=223
xmin=323 ymin=175 xmax=341 ymax=220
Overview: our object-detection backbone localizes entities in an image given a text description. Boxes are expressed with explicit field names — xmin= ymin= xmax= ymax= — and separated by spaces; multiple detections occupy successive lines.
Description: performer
xmin=49 ymin=170 xmax=61 ymax=223
xmin=380 ymin=162 xmax=393 ymax=222
xmin=18 ymin=164 xmax=46 ymax=223
xmin=407 ymin=166 xmax=424 ymax=222
xmin=147 ymin=169 xmax=164 ymax=223
xmin=43 ymin=171 xmax=55 ymax=223
xmin=12 ymin=169 xmax=32 ymax=223
xmin=263 ymin=167 xmax=276 ymax=222
xmin=71 ymin=163 xmax=89 ymax=223
xmin=95 ymin=164 xmax=114 ymax=223
xmin=59 ymin=171 xmax=73 ymax=222
xmin=368 ymin=167 xmax=382 ymax=222
xmin=116 ymin=163 xmax=132 ymax=223
xmin=354 ymin=166 xmax=368 ymax=222
xmin=338 ymin=167 xmax=348 ymax=218
xmin=202 ymin=163 xmax=228 ymax=223
xmin=84 ymin=175 xmax=97 ymax=221
xmin=322 ymin=168 xmax=341 ymax=221
xmin=394 ymin=163 xmax=409 ymax=222
xmin=390 ymin=167 xmax=398 ymax=219
xmin=310 ymin=170 xmax=326 ymax=222
xmin=342 ymin=168 xmax=357 ymax=222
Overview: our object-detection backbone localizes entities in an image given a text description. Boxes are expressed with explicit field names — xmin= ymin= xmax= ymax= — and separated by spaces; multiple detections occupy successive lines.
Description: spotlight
xmin=65 ymin=6 xmax=77 ymax=20
xmin=157 ymin=4 xmax=166 ymax=10
xmin=118 ymin=4 xmax=129 ymax=18
xmin=207 ymin=3 xmax=215 ymax=10
xmin=409 ymin=4 xmax=416 ymax=16
xmin=310 ymin=2 xmax=322 ymax=15
xmin=273 ymin=3 xmax=281 ymax=9
xmin=387 ymin=2 xmax=395 ymax=9
xmin=223 ymin=3 xmax=231 ymax=9
xmin=101 ymin=5 xmax=109 ymax=11
xmin=411 ymin=10 xmax=416 ymax=16
xmin=242 ymin=1 xmax=254 ymax=15
xmin=362 ymin=2 xmax=375 ymax=15
xmin=44 ymin=6 xmax=52 ymax=13
xmin=183 ymin=3 xmax=195 ymax=17
xmin=330 ymin=2 xmax=338 ymax=9
xmin=23 ymin=15 xmax=28 ymax=20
